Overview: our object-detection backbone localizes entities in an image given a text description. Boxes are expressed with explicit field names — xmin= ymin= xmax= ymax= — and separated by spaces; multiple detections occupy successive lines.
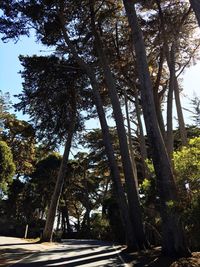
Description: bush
xmin=0 ymin=141 xmax=15 ymax=194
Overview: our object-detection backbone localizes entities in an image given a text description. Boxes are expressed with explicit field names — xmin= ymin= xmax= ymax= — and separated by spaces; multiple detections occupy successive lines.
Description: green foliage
xmin=15 ymin=55 xmax=93 ymax=147
xmin=173 ymin=137 xmax=200 ymax=249
xmin=173 ymin=137 xmax=200 ymax=190
xmin=0 ymin=141 xmax=15 ymax=193
xmin=142 ymin=139 xmax=200 ymax=248
xmin=1 ymin=114 xmax=36 ymax=177
xmin=141 ymin=178 xmax=151 ymax=191
xmin=28 ymin=152 xmax=61 ymax=214
xmin=102 ymin=195 xmax=126 ymax=244
xmin=2 ymin=152 xmax=61 ymax=232
xmin=90 ymin=213 xmax=111 ymax=240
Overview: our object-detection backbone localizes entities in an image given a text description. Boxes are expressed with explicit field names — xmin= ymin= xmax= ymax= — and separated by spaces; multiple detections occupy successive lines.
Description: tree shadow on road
xmin=0 ymin=247 xmax=35 ymax=267
xmin=0 ymin=242 xmax=38 ymax=247
xmin=9 ymin=245 xmax=123 ymax=266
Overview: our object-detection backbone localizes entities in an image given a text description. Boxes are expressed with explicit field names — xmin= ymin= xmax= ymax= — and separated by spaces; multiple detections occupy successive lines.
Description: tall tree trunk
xmin=63 ymin=199 xmax=72 ymax=234
xmin=166 ymin=44 xmax=187 ymax=154
xmin=124 ymin=88 xmax=139 ymax=192
xmin=153 ymin=47 xmax=166 ymax=138
xmin=123 ymin=0 xmax=190 ymax=257
xmin=134 ymin=89 xmax=149 ymax=179
xmin=90 ymin=4 xmax=147 ymax=248
xmin=65 ymin=207 xmax=72 ymax=234
xmin=58 ymin=12 xmax=138 ymax=250
xmin=89 ymin=72 xmax=138 ymax=250
xmin=174 ymin=78 xmax=188 ymax=146
xmin=166 ymin=43 xmax=175 ymax=159
xmin=41 ymin=91 xmax=77 ymax=242
xmin=190 ymin=0 xmax=200 ymax=27
xmin=156 ymin=0 xmax=189 ymax=153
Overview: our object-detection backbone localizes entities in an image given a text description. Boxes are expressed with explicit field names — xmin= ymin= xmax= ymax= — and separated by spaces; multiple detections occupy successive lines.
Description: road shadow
xmin=0 ymin=247 xmax=35 ymax=267
xmin=10 ymin=240 xmax=123 ymax=266
xmin=0 ymin=242 xmax=38 ymax=247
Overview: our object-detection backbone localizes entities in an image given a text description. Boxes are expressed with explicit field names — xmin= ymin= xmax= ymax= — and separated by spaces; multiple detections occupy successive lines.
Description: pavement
xmin=0 ymin=236 xmax=58 ymax=267
xmin=0 ymin=237 xmax=130 ymax=267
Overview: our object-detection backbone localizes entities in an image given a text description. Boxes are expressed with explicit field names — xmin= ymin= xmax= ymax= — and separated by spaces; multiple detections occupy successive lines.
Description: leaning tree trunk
xmin=88 ymin=72 xmax=138 ymax=250
xmin=190 ymin=0 xmax=200 ymax=27
xmin=90 ymin=4 xmax=147 ymax=248
xmin=153 ymin=47 xmax=166 ymax=139
xmin=134 ymin=89 xmax=149 ymax=179
xmin=123 ymin=0 xmax=190 ymax=257
xmin=41 ymin=92 xmax=77 ymax=242
xmin=156 ymin=0 xmax=189 ymax=154
xmin=59 ymin=12 xmax=138 ymax=250
xmin=124 ymin=88 xmax=139 ymax=192
xmin=174 ymin=78 xmax=188 ymax=146
xmin=166 ymin=44 xmax=187 ymax=152
xmin=166 ymin=41 xmax=187 ymax=153
xmin=166 ymin=43 xmax=176 ymax=159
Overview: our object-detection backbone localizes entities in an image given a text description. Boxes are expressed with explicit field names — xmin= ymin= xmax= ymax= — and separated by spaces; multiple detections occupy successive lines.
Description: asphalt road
xmin=10 ymin=239 xmax=129 ymax=267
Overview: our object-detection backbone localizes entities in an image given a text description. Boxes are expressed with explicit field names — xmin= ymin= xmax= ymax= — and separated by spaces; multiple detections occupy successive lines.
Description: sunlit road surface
xmin=11 ymin=239 xmax=129 ymax=267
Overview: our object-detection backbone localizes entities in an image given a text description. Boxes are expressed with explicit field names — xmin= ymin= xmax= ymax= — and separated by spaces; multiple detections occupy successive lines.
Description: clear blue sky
xmin=1 ymin=34 xmax=48 ymax=104
xmin=0 ymin=34 xmax=200 ymax=126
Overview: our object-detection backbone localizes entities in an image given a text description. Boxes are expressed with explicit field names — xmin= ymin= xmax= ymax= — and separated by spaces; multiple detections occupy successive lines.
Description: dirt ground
xmin=121 ymin=246 xmax=200 ymax=267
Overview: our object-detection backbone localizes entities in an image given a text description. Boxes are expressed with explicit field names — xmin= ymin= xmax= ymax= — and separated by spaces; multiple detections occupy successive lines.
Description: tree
xmin=155 ymin=0 xmax=193 ymax=156
xmin=28 ymin=153 xmax=61 ymax=219
xmin=2 ymin=115 xmax=35 ymax=178
xmin=123 ymin=0 xmax=190 ymax=256
xmin=3 ymin=152 xmax=61 ymax=237
xmin=56 ymin=2 xmax=139 ymax=249
xmin=0 ymin=140 xmax=15 ymax=194
xmin=88 ymin=1 xmax=147 ymax=249
xmin=14 ymin=55 xmax=89 ymax=241
xmin=0 ymin=0 xmax=145 ymax=249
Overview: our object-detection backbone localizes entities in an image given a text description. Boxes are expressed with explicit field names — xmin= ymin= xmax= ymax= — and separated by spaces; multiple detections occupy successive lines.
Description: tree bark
xmin=134 ymin=89 xmax=149 ymax=179
xmin=190 ymin=0 xmax=200 ymax=27
xmin=166 ymin=43 xmax=175 ymax=159
xmin=153 ymin=47 xmax=166 ymax=138
xmin=58 ymin=11 xmax=138 ymax=250
xmin=88 ymin=72 xmax=138 ymax=250
xmin=156 ymin=0 xmax=189 ymax=152
xmin=174 ymin=78 xmax=188 ymax=146
xmin=124 ymin=88 xmax=139 ymax=192
xmin=63 ymin=198 xmax=72 ymax=234
xmin=90 ymin=4 xmax=147 ymax=248
xmin=123 ymin=0 xmax=190 ymax=256
xmin=41 ymin=91 xmax=77 ymax=242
